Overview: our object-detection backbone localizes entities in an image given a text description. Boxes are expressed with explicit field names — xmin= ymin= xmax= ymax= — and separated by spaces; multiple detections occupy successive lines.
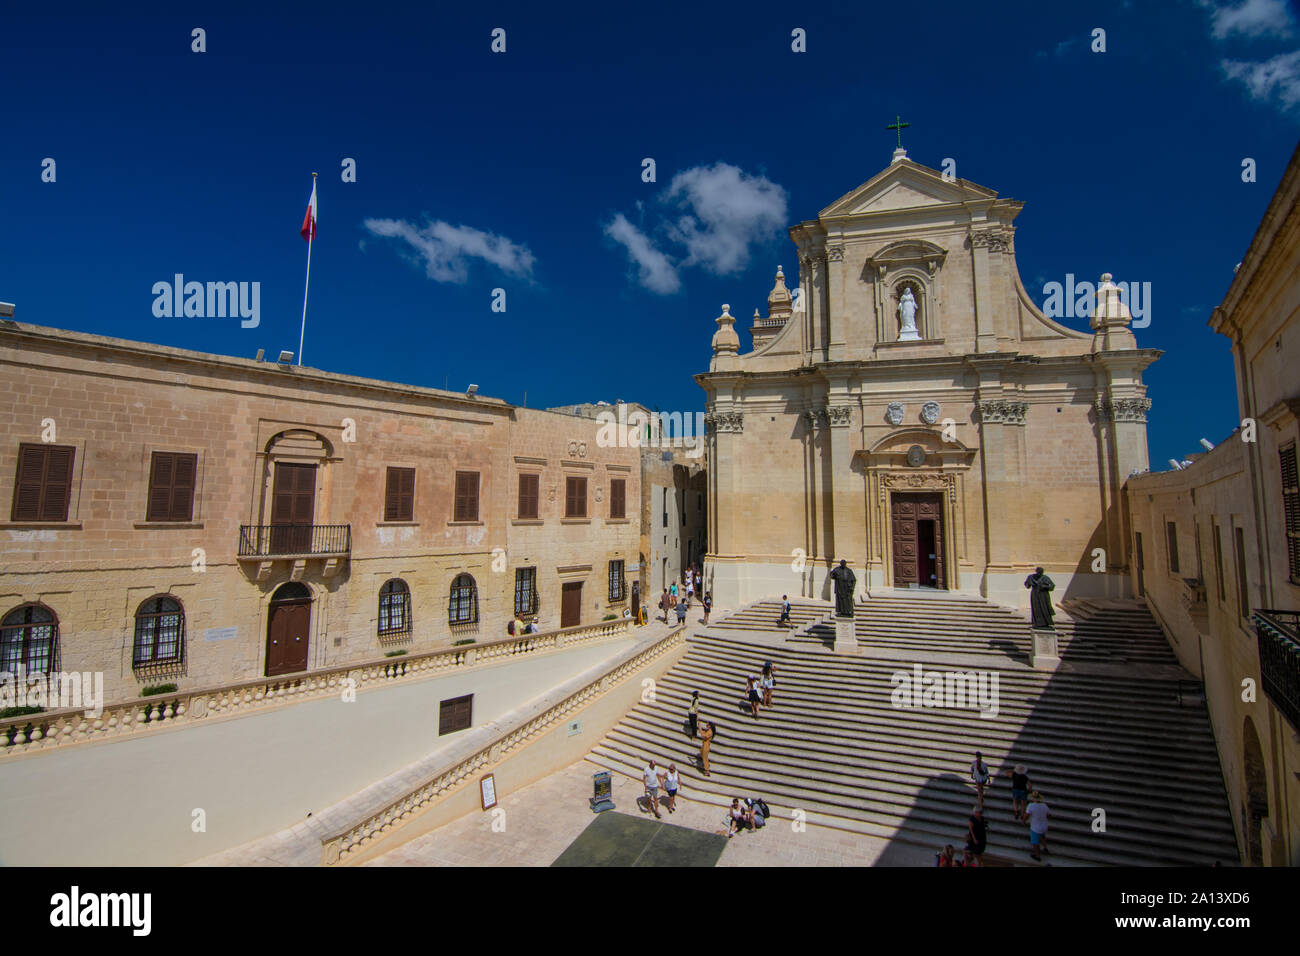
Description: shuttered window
xmin=1235 ymin=526 xmax=1250 ymax=619
xmin=146 ymin=452 xmax=197 ymax=522
xmin=1166 ymin=521 xmax=1180 ymax=575
xmin=454 ymin=471 xmax=479 ymax=522
xmin=609 ymin=478 xmax=626 ymax=519
xmin=1213 ymin=522 xmax=1226 ymax=601
xmin=1282 ymin=443 xmax=1300 ymax=583
xmin=518 ymin=474 xmax=539 ymax=519
xmin=384 ymin=467 xmax=415 ymax=522
xmin=439 ymin=694 xmax=473 ymax=735
xmin=565 ymin=476 xmax=587 ymax=518
xmin=11 ymin=443 xmax=75 ymax=522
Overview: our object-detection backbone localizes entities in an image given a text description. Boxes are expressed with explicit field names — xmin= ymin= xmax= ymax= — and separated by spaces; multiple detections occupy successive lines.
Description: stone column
xmin=825 ymin=243 xmax=847 ymax=362
xmin=970 ymin=230 xmax=999 ymax=354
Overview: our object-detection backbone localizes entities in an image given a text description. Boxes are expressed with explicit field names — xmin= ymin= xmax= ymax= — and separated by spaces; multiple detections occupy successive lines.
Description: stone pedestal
xmin=833 ymin=615 xmax=858 ymax=653
xmin=1030 ymin=627 xmax=1060 ymax=670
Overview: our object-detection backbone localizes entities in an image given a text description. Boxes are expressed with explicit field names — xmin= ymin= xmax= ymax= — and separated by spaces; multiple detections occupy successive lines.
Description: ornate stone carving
xmin=885 ymin=402 xmax=906 ymax=426
xmin=878 ymin=470 xmax=958 ymax=504
xmin=906 ymin=445 xmax=926 ymax=467
xmin=827 ymin=406 xmax=852 ymax=427
xmin=803 ymin=408 xmax=829 ymax=429
xmin=970 ymin=230 xmax=1011 ymax=253
xmin=826 ymin=244 xmax=845 ymax=262
xmin=977 ymin=400 xmax=1028 ymax=425
xmin=566 ymin=440 xmax=588 ymax=458
xmin=1096 ymin=397 xmax=1151 ymax=423
xmin=920 ymin=401 xmax=941 ymax=425
xmin=705 ymin=411 xmax=744 ymax=434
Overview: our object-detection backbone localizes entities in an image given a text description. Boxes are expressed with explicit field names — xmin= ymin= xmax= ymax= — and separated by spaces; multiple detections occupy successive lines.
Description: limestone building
xmin=1125 ymin=142 xmax=1300 ymax=866
xmin=0 ymin=323 xmax=640 ymax=705
xmin=697 ymin=149 xmax=1158 ymax=609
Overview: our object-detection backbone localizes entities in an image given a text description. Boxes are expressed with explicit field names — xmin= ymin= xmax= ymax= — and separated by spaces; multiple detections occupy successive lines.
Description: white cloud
xmin=363 ymin=218 xmax=535 ymax=283
xmin=1205 ymin=0 xmax=1294 ymax=39
xmin=1222 ymin=49 xmax=1300 ymax=108
xmin=604 ymin=213 xmax=681 ymax=294
xmin=663 ymin=163 xmax=789 ymax=275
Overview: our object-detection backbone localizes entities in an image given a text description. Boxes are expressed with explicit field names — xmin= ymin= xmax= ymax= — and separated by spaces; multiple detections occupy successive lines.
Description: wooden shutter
xmin=11 ymin=443 xmax=74 ymax=522
xmin=385 ymin=467 xmax=415 ymax=522
xmin=454 ymin=471 xmax=479 ymax=522
xmin=518 ymin=474 xmax=539 ymax=519
xmin=439 ymin=694 xmax=474 ymax=734
xmin=147 ymin=452 xmax=196 ymax=521
xmin=565 ymin=476 xmax=586 ymax=517
xmin=1282 ymin=444 xmax=1300 ymax=581
xmin=610 ymin=479 xmax=626 ymax=519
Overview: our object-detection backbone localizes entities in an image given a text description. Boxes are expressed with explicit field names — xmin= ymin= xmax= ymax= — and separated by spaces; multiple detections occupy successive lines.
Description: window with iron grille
xmin=565 ymin=476 xmax=587 ymax=518
xmin=609 ymin=478 xmax=626 ymax=519
xmin=518 ymin=473 xmax=539 ymax=519
xmin=1166 ymin=521 xmax=1180 ymax=575
xmin=1 ymin=604 xmax=58 ymax=675
xmin=514 ymin=567 xmax=538 ymax=617
xmin=454 ymin=471 xmax=480 ymax=522
xmin=384 ymin=467 xmax=415 ymax=522
xmin=449 ymin=573 xmax=478 ymax=625
xmin=133 ymin=596 xmax=184 ymax=665
xmin=11 ymin=443 xmax=74 ymax=522
xmin=146 ymin=452 xmax=197 ymax=522
xmin=1282 ymin=443 xmax=1300 ymax=583
xmin=378 ymin=579 xmax=411 ymax=636
xmin=608 ymin=560 xmax=625 ymax=602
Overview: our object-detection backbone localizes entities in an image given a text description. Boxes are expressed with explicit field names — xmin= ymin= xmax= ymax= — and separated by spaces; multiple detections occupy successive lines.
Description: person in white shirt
xmin=664 ymin=764 xmax=680 ymax=814
xmin=642 ymin=760 xmax=665 ymax=819
xmin=1025 ymin=791 xmax=1051 ymax=860
xmin=970 ymin=751 xmax=991 ymax=807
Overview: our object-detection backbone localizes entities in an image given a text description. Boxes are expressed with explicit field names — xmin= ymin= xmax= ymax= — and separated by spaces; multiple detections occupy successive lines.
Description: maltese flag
xmin=300 ymin=180 xmax=317 ymax=241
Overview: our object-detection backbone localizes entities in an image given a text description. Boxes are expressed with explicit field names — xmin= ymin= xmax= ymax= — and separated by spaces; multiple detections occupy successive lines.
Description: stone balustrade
xmin=320 ymin=625 xmax=685 ymax=865
xmin=0 ymin=617 xmax=632 ymax=757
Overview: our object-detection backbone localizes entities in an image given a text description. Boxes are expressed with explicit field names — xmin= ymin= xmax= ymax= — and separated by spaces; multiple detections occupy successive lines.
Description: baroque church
xmin=697 ymin=147 xmax=1159 ymax=610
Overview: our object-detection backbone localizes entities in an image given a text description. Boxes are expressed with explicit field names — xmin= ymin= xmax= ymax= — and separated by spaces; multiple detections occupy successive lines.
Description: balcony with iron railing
xmin=1254 ymin=609 xmax=1300 ymax=732
xmin=237 ymin=524 xmax=352 ymax=559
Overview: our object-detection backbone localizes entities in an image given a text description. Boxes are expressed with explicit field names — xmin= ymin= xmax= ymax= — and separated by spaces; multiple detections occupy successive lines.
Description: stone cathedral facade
xmin=696 ymin=150 xmax=1158 ymax=610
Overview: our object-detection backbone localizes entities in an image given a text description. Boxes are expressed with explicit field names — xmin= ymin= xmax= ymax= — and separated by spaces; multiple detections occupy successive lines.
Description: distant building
xmin=1125 ymin=142 xmax=1300 ymax=866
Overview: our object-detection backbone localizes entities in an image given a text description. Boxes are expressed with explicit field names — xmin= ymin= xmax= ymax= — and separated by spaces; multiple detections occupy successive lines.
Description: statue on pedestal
xmin=1024 ymin=567 xmax=1055 ymax=630
xmin=830 ymin=559 xmax=856 ymax=617
xmin=898 ymin=287 xmax=921 ymax=341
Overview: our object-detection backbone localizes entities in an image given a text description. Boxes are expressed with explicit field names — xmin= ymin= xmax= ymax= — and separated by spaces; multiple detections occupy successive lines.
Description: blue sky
xmin=1 ymin=0 xmax=1297 ymax=469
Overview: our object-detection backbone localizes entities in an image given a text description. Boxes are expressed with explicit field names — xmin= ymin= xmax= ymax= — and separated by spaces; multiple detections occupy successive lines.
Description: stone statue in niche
xmin=897 ymin=286 xmax=921 ymax=341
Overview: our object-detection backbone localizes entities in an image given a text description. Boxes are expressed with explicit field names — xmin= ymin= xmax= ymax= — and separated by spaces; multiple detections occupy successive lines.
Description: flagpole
xmin=298 ymin=172 xmax=317 ymax=367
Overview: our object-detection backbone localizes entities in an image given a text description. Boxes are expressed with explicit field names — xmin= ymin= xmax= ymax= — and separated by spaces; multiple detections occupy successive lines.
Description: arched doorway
xmin=1242 ymin=717 xmax=1268 ymax=866
xmin=266 ymin=582 xmax=312 ymax=676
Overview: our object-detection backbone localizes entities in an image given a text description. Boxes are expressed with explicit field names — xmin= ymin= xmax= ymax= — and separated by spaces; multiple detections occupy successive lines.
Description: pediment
xmin=820 ymin=159 xmax=997 ymax=219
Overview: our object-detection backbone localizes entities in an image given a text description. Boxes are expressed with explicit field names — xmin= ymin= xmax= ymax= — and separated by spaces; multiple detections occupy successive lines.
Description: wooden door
xmin=271 ymin=463 xmax=316 ymax=553
xmin=266 ymin=600 xmax=311 ymax=675
xmin=561 ymin=582 xmax=582 ymax=628
xmin=891 ymin=496 xmax=920 ymax=586
xmin=917 ymin=494 xmax=945 ymax=588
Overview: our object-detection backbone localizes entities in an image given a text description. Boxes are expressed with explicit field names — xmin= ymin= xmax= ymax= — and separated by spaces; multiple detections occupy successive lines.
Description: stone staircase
xmin=708 ymin=598 xmax=832 ymax=635
xmin=796 ymin=593 xmax=1176 ymax=667
xmin=589 ymin=595 xmax=1237 ymax=866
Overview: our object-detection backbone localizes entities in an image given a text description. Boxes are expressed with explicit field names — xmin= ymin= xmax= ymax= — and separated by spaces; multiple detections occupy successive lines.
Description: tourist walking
xmin=1005 ymin=764 xmax=1031 ymax=822
xmin=675 ymin=599 xmax=688 ymax=626
xmin=970 ymin=751 xmax=991 ymax=807
xmin=642 ymin=760 xmax=665 ymax=819
xmin=660 ymin=588 xmax=671 ymax=624
xmin=699 ymin=722 xmax=715 ymax=776
xmin=702 ymin=592 xmax=712 ymax=625
xmin=778 ymin=595 xmax=791 ymax=627
xmin=1026 ymin=790 xmax=1051 ymax=860
xmin=687 ymin=690 xmax=700 ymax=738
xmin=745 ymin=676 xmax=761 ymax=718
xmin=965 ymin=806 xmax=988 ymax=864
xmin=760 ymin=661 xmax=776 ymax=707
xmin=664 ymin=764 xmax=680 ymax=814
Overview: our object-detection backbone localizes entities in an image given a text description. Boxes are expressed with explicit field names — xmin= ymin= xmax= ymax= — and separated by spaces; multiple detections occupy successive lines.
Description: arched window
xmin=271 ymin=582 xmax=312 ymax=603
xmin=379 ymin=579 xmax=411 ymax=636
xmin=133 ymin=596 xmax=185 ymax=666
xmin=1 ymin=604 xmax=58 ymax=675
xmin=449 ymin=574 xmax=478 ymax=626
